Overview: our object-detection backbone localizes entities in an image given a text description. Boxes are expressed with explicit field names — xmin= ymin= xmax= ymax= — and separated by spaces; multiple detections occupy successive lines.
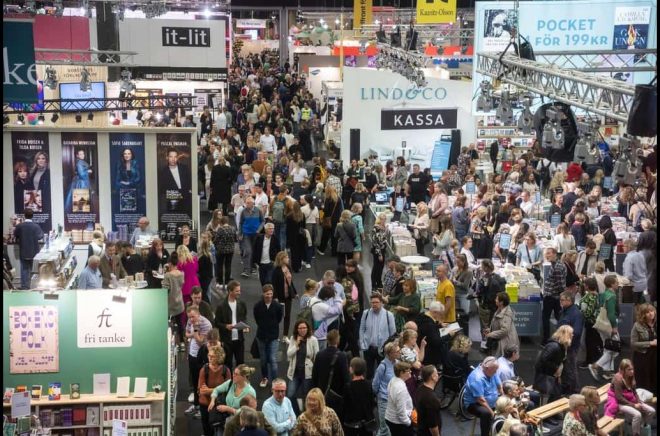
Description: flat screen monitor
xmin=375 ymin=192 xmax=388 ymax=203
xmin=59 ymin=82 xmax=106 ymax=112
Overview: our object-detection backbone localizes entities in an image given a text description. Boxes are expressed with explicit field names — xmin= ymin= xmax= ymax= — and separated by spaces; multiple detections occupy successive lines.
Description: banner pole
xmin=339 ymin=12 xmax=344 ymax=81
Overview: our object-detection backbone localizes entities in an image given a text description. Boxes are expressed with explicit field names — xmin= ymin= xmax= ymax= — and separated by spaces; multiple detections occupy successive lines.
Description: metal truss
xmin=354 ymin=24 xmax=474 ymax=42
xmin=35 ymin=49 xmax=138 ymax=67
xmin=534 ymin=49 xmax=657 ymax=73
xmin=475 ymin=53 xmax=637 ymax=123
xmin=3 ymin=95 xmax=195 ymax=114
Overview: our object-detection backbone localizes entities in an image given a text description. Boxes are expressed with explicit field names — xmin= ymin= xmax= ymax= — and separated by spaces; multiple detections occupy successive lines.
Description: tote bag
xmin=593 ymin=306 xmax=612 ymax=336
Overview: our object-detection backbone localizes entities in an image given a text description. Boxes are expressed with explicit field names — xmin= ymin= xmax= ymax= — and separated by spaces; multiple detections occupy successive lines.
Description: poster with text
xmin=109 ymin=133 xmax=146 ymax=233
xmin=9 ymin=306 xmax=59 ymax=374
xmin=156 ymin=133 xmax=192 ymax=241
xmin=11 ymin=132 xmax=52 ymax=232
xmin=61 ymin=132 xmax=99 ymax=231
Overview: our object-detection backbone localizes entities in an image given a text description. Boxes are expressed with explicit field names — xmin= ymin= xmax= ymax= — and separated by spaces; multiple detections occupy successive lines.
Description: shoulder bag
xmin=322 ymin=200 xmax=338 ymax=229
xmin=593 ymin=296 xmax=613 ymax=336
xmin=324 ymin=351 xmax=344 ymax=414
xmin=209 ymin=377 xmax=234 ymax=428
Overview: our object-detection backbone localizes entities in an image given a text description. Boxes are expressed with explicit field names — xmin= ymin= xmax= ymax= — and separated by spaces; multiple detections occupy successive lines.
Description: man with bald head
xmin=435 ymin=264 xmax=456 ymax=323
xmin=78 ymin=255 xmax=103 ymax=289
xmin=463 ymin=356 xmax=503 ymax=436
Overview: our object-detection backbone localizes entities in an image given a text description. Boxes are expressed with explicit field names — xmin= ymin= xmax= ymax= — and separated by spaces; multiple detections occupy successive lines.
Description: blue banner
xmin=430 ymin=136 xmax=452 ymax=178
xmin=3 ymin=21 xmax=39 ymax=104
xmin=109 ymin=133 xmax=147 ymax=234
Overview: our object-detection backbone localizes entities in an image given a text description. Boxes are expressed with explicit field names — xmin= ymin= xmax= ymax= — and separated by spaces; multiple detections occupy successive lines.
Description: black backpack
xmin=539 ymin=160 xmax=552 ymax=188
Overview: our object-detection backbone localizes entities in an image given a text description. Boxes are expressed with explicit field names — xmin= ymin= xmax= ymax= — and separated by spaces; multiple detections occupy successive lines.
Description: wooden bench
xmin=598 ymin=383 xmax=611 ymax=403
xmin=527 ymin=398 xmax=569 ymax=421
xmin=597 ymin=415 xmax=625 ymax=435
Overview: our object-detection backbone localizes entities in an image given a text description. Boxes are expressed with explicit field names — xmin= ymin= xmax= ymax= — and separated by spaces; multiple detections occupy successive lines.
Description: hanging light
xmin=136 ymin=110 xmax=143 ymax=121
xmin=45 ymin=66 xmax=58 ymax=90
xmin=476 ymin=80 xmax=493 ymax=112
xmin=37 ymin=114 xmax=45 ymax=125
xmin=16 ymin=114 xmax=25 ymax=125
xmin=80 ymin=67 xmax=91 ymax=92
xmin=50 ymin=113 xmax=59 ymax=123
xmin=75 ymin=112 xmax=82 ymax=123
xmin=87 ymin=112 xmax=94 ymax=122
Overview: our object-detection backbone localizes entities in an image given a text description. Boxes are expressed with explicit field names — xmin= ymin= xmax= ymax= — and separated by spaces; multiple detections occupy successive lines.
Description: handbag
xmin=324 ymin=352 xmax=344 ymax=414
xmin=209 ymin=379 xmax=233 ymax=428
xmin=322 ymin=200 xmax=338 ymax=229
xmin=593 ymin=295 xmax=614 ymax=336
xmin=604 ymin=334 xmax=621 ymax=353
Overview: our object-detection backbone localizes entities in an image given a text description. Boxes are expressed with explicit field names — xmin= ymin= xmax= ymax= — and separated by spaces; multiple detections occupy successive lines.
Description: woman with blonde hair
xmin=198 ymin=344 xmax=231 ymax=436
xmin=432 ymin=215 xmax=454 ymax=260
xmin=604 ymin=359 xmax=656 ymax=436
xmin=553 ymin=222 xmax=576 ymax=256
xmin=87 ymin=230 xmax=105 ymax=258
xmin=469 ymin=206 xmax=490 ymax=259
xmin=335 ymin=209 xmax=356 ymax=266
xmin=562 ymin=394 xmax=594 ymax=436
xmin=272 ymin=251 xmax=297 ymax=337
xmin=580 ymin=386 xmax=604 ymax=436
xmin=197 ymin=232 xmax=214 ymax=303
xmin=209 ymin=364 xmax=257 ymax=417
xmin=293 ymin=388 xmax=344 ymax=436
xmin=492 ymin=396 xmax=522 ymax=435
xmin=534 ymin=325 xmax=573 ymax=403
xmin=592 ymin=261 xmax=607 ymax=293
xmin=370 ymin=213 xmax=389 ymax=289
xmin=411 ymin=201 xmax=430 ymax=255
xmin=350 ymin=203 xmax=365 ymax=262
xmin=444 ymin=334 xmax=473 ymax=392
xmin=205 ymin=208 xmax=224 ymax=234
xmin=548 ymin=171 xmax=565 ymax=195
xmin=562 ymin=250 xmax=580 ymax=295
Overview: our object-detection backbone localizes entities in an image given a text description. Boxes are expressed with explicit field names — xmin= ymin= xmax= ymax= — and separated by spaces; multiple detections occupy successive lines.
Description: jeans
xmin=274 ymin=222 xmax=287 ymax=251
xmin=216 ymin=252 xmax=233 ymax=285
xmin=377 ymin=398 xmax=391 ymax=436
xmin=258 ymin=263 xmax=274 ymax=286
xmin=542 ymin=295 xmax=561 ymax=343
xmin=188 ymin=353 xmax=202 ymax=407
xmin=20 ymin=258 xmax=32 ymax=289
xmin=257 ymin=338 xmax=278 ymax=381
xmin=467 ymin=403 xmax=493 ymax=436
xmin=240 ymin=235 xmax=256 ymax=274
xmin=287 ymin=375 xmax=312 ymax=415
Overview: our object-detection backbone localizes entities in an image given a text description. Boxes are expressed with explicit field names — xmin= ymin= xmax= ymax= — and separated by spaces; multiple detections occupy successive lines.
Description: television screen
xmin=59 ymin=82 xmax=106 ymax=112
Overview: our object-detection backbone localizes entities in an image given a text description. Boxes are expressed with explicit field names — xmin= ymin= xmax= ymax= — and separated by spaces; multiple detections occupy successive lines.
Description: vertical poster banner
xmin=9 ymin=306 xmax=59 ymax=374
xmin=109 ymin=133 xmax=146 ymax=233
xmin=61 ymin=132 xmax=99 ymax=231
xmin=156 ymin=133 xmax=192 ymax=242
xmin=416 ymin=0 xmax=457 ymax=24
xmin=11 ymin=132 xmax=52 ymax=232
xmin=3 ymin=21 xmax=39 ymax=104
xmin=353 ymin=0 xmax=373 ymax=29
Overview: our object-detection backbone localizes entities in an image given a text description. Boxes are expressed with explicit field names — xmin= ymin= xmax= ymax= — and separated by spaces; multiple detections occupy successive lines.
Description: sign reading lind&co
xmin=381 ymin=108 xmax=458 ymax=130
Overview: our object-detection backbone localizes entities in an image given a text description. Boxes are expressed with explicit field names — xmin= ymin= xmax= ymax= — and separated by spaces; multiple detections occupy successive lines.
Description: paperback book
xmin=31 ymin=385 xmax=42 ymax=400
xmin=70 ymin=383 xmax=80 ymax=400
xmin=48 ymin=382 xmax=61 ymax=400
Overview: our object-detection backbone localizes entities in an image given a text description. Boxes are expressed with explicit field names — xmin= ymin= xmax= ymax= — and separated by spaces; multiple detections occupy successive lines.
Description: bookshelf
xmin=3 ymin=393 xmax=165 ymax=436
xmin=166 ymin=328 xmax=177 ymax=436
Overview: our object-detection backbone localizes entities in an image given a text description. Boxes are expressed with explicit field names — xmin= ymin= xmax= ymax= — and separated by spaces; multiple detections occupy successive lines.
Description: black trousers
xmin=216 ymin=252 xmax=233 ymax=285
xmin=223 ymin=339 xmax=244 ymax=369
xmin=200 ymin=405 xmax=212 ymax=436
xmin=188 ymin=353 xmax=202 ymax=406
xmin=415 ymin=237 xmax=426 ymax=256
xmin=371 ymin=251 xmax=385 ymax=290
xmin=467 ymin=403 xmax=493 ymax=436
xmin=542 ymin=295 xmax=561 ymax=343
xmin=584 ymin=321 xmax=603 ymax=364
xmin=386 ymin=420 xmax=414 ymax=436
xmin=364 ymin=346 xmax=383 ymax=380
xmin=561 ymin=348 xmax=579 ymax=395
xmin=320 ymin=227 xmax=338 ymax=255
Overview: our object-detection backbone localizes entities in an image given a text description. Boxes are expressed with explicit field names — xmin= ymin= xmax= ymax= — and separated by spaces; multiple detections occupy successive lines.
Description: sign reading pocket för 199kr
xmin=381 ymin=109 xmax=458 ymax=130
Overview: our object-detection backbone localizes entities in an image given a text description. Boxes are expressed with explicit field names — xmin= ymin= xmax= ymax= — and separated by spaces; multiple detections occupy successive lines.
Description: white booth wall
xmin=340 ymin=67 xmax=477 ymax=168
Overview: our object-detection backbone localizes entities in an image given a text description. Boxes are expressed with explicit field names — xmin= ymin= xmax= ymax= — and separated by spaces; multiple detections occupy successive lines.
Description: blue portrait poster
xmin=62 ymin=132 xmax=99 ymax=231
xmin=109 ymin=133 xmax=146 ymax=235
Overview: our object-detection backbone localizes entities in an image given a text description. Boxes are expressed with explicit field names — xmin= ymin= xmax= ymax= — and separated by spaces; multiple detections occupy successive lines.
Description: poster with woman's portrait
xmin=156 ymin=133 xmax=192 ymax=241
xmin=11 ymin=132 xmax=52 ymax=232
xmin=109 ymin=133 xmax=146 ymax=233
xmin=61 ymin=132 xmax=99 ymax=231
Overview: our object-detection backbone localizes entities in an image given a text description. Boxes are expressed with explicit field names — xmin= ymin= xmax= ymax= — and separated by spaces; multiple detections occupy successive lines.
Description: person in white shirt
xmin=553 ymin=223 xmax=576 ymax=255
xmin=460 ymin=236 xmax=478 ymax=265
xmin=518 ymin=190 xmax=535 ymax=217
xmin=231 ymin=185 xmax=247 ymax=218
xmin=260 ymin=127 xmax=276 ymax=154
xmin=254 ymin=183 xmax=270 ymax=217
xmin=384 ymin=361 xmax=414 ymax=433
xmin=290 ymin=161 xmax=308 ymax=184
xmin=216 ymin=109 xmax=227 ymax=137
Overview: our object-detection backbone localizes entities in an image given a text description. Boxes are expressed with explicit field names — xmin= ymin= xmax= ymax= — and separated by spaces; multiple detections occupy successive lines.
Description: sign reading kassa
xmin=417 ymin=0 xmax=457 ymax=24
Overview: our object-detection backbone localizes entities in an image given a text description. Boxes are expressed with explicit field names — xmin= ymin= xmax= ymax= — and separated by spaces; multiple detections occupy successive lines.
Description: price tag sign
xmin=466 ymin=181 xmax=476 ymax=194
xmin=550 ymin=214 xmax=562 ymax=228
xmin=395 ymin=197 xmax=405 ymax=213
xmin=11 ymin=391 xmax=30 ymax=419
xmin=598 ymin=244 xmax=612 ymax=260
xmin=534 ymin=191 xmax=541 ymax=204
xmin=499 ymin=233 xmax=512 ymax=250
xmin=603 ymin=176 xmax=613 ymax=190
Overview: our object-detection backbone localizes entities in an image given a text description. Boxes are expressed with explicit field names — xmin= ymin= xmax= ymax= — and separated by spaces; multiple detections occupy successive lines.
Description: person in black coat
xmin=253 ymin=284 xmax=284 ymax=386
xmin=210 ymin=158 xmax=233 ymax=216
xmin=311 ymin=329 xmax=350 ymax=413
xmin=342 ymin=357 xmax=376 ymax=436
xmin=13 ymin=209 xmax=44 ymax=289
xmin=415 ymin=303 xmax=451 ymax=369
xmin=533 ymin=325 xmax=571 ymax=404
xmin=251 ymin=224 xmax=280 ymax=286
xmin=489 ymin=140 xmax=499 ymax=169
xmin=214 ymin=281 xmax=249 ymax=369
xmin=271 ymin=252 xmax=297 ymax=338
xmin=285 ymin=204 xmax=306 ymax=272
xmin=298 ymin=123 xmax=313 ymax=162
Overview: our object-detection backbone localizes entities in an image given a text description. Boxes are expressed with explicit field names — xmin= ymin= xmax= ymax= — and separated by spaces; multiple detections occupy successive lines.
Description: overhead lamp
xmin=119 ymin=70 xmax=135 ymax=98
xmin=476 ymin=80 xmax=493 ymax=112
xmin=495 ymin=90 xmax=514 ymax=125
xmin=37 ymin=114 xmax=45 ymax=125
xmin=3 ymin=115 xmax=9 ymax=125
xmin=542 ymin=108 xmax=565 ymax=150
xmin=109 ymin=112 xmax=116 ymax=121
xmin=87 ymin=112 xmax=94 ymax=122
xmin=75 ymin=112 xmax=82 ymax=123
xmin=16 ymin=114 xmax=25 ymax=125
xmin=516 ymin=93 xmax=534 ymax=134
xmin=50 ymin=113 xmax=59 ymax=123
xmin=44 ymin=66 xmax=58 ymax=90
xmin=121 ymin=111 xmax=128 ymax=120
xmin=80 ymin=67 xmax=91 ymax=92
xmin=203 ymin=8 xmax=211 ymax=18
xmin=136 ymin=109 xmax=143 ymax=121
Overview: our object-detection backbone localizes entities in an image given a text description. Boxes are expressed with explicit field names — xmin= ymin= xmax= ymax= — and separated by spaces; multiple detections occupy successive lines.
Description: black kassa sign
xmin=381 ymin=108 xmax=458 ymax=130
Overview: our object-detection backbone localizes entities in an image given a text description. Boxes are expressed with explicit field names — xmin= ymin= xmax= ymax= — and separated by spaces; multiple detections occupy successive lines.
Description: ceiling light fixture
xmin=87 ymin=112 xmax=94 ymax=122
xmin=45 ymin=66 xmax=58 ymax=90
xmin=75 ymin=112 xmax=82 ymax=123
xmin=16 ymin=114 xmax=25 ymax=125
xmin=80 ymin=67 xmax=91 ymax=92
xmin=37 ymin=114 xmax=45 ymax=125
xmin=50 ymin=113 xmax=59 ymax=123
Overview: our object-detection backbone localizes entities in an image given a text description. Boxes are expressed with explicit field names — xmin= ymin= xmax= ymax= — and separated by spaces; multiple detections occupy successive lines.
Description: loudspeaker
xmin=350 ymin=129 xmax=361 ymax=162
xmin=448 ymin=129 xmax=461 ymax=167
xmin=627 ymin=80 xmax=657 ymax=137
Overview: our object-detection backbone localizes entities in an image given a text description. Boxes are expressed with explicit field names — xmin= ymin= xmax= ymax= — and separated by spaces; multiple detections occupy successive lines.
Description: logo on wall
xmin=162 ymin=27 xmax=211 ymax=47
xmin=77 ymin=290 xmax=132 ymax=348
xmin=381 ymin=109 xmax=458 ymax=130
xmin=416 ymin=0 xmax=457 ymax=24
xmin=3 ymin=21 xmax=39 ymax=104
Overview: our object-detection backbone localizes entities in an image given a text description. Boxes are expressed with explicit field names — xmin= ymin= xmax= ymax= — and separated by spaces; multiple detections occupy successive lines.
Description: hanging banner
xmin=156 ymin=133 xmax=192 ymax=242
xmin=353 ymin=0 xmax=373 ymax=29
xmin=61 ymin=132 xmax=99 ymax=231
xmin=416 ymin=0 xmax=457 ymax=24
xmin=109 ymin=133 xmax=146 ymax=233
xmin=11 ymin=132 xmax=52 ymax=232
xmin=77 ymin=290 xmax=132 ymax=348
xmin=3 ymin=21 xmax=39 ymax=104
xmin=9 ymin=306 xmax=59 ymax=374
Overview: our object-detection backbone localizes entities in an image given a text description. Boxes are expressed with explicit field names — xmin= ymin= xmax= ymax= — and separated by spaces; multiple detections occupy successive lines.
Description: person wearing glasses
xmin=262 ymin=379 xmax=296 ymax=436
xmin=384 ymin=362 xmax=415 ymax=436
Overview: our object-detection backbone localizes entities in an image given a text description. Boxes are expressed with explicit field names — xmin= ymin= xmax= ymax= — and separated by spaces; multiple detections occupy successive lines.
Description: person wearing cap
xmin=462 ymin=356 xmax=502 ymax=436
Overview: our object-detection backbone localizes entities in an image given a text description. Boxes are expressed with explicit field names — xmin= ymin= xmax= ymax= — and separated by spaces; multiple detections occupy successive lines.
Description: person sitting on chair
xmin=462 ymin=356 xmax=503 ymax=436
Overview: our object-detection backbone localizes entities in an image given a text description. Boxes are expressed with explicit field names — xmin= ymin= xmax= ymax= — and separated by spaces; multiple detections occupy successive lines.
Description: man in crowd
xmin=184 ymin=305 xmax=212 ymax=418
xmin=187 ymin=286 xmax=214 ymax=322
xmin=77 ymin=255 xmax=103 ymax=290
xmin=262 ymin=379 xmax=296 ymax=436
xmin=239 ymin=196 xmax=264 ymax=278
xmin=215 ymin=280 xmax=249 ymax=368
xmin=372 ymin=341 xmax=400 ymax=436
xmin=359 ymin=292 xmax=397 ymax=379
xmin=558 ymin=290 xmax=584 ymax=395
xmin=119 ymin=241 xmax=144 ymax=277
xmin=518 ymin=189 xmax=535 ymax=216
xmin=224 ymin=394 xmax=276 ymax=436
xmin=312 ymin=329 xmax=349 ymax=412
xmin=406 ymin=163 xmax=431 ymax=204
xmin=463 ymin=356 xmax=502 ymax=436
xmin=416 ymin=365 xmax=443 ymax=436
xmin=254 ymin=284 xmax=283 ymax=388
xmin=13 ymin=208 xmax=44 ymax=289
xmin=130 ymin=216 xmax=156 ymax=246
xmin=317 ymin=270 xmax=346 ymax=301
xmin=542 ymin=247 xmax=567 ymax=344
xmin=435 ymin=264 xmax=456 ymax=323
xmin=99 ymin=241 xmax=127 ymax=288
xmin=252 ymin=223 xmax=279 ymax=286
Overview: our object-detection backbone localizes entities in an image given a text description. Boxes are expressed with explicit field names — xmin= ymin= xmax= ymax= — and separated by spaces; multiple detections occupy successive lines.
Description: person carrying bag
xmin=325 ymin=351 xmax=345 ymax=416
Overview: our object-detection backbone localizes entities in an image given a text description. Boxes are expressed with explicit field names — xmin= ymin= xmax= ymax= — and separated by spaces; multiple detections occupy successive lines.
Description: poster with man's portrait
xmin=61 ymin=132 xmax=99 ymax=231
xmin=156 ymin=133 xmax=192 ymax=241
xmin=482 ymin=9 xmax=516 ymax=52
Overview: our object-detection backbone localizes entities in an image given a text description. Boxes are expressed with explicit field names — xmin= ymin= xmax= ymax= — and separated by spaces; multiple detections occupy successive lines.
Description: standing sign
xmin=353 ymin=0 xmax=373 ymax=29
xmin=61 ymin=132 xmax=99 ymax=231
xmin=416 ymin=0 xmax=457 ymax=24
xmin=11 ymin=132 xmax=52 ymax=232
xmin=511 ymin=302 xmax=541 ymax=336
xmin=430 ymin=136 xmax=452 ymax=178
xmin=3 ymin=21 xmax=39 ymax=104
xmin=77 ymin=290 xmax=133 ymax=348
xmin=9 ymin=306 xmax=59 ymax=374
xmin=156 ymin=133 xmax=192 ymax=242
xmin=109 ymin=133 xmax=146 ymax=233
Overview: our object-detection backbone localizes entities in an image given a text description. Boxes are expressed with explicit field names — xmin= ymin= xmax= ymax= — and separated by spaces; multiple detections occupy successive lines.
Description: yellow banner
xmin=416 ymin=0 xmax=457 ymax=24
xmin=353 ymin=0 xmax=373 ymax=29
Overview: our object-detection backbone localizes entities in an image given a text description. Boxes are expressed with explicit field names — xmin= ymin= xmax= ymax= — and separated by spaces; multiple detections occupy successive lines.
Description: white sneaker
xmin=188 ymin=392 xmax=194 ymax=403
xmin=259 ymin=378 xmax=269 ymax=388
xmin=184 ymin=404 xmax=196 ymax=414
xmin=304 ymin=262 xmax=311 ymax=269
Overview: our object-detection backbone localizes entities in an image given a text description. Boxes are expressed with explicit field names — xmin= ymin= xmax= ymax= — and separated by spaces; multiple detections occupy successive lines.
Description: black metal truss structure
xmin=3 ymin=95 xmax=195 ymax=114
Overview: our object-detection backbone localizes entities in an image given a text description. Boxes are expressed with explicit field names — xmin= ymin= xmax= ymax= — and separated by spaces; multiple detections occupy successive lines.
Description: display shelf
xmin=166 ymin=328 xmax=176 ymax=436
xmin=2 ymin=393 xmax=165 ymax=407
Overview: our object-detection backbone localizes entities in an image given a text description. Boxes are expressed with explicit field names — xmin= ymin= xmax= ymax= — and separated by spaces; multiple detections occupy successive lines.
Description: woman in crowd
xmin=399 ymin=329 xmax=426 ymax=402
xmin=485 ymin=292 xmax=519 ymax=357
xmin=350 ymin=203 xmax=365 ymax=262
xmin=429 ymin=184 xmax=449 ymax=235
xmin=177 ymin=245 xmax=199 ymax=312
xmin=301 ymin=195 xmax=319 ymax=260
xmin=286 ymin=320 xmax=319 ymax=415
xmin=553 ymin=222 xmax=576 ymax=256
xmin=319 ymin=186 xmax=342 ymax=256
xmin=285 ymin=202 xmax=307 ymax=271
xmin=212 ymin=216 xmax=237 ymax=289
xmin=393 ymin=157 xmax=408 ymax=191
xmin=507 ymin=222 xmax=529 ymax=265
xmin=87 ymin=230 xmax=105 ymax=259
xmin=579 ymin=278 xmax=604 ymax=369
xmin=299 ymin=279 xmax=317 ymax=309
xmin=534 ymin=324 xmax=573 ymax=403
xmin=162 ymin=252 xmax=185 ymax=351
xmin=562 ymin=394 xmax=595 ymax=436
xmin=491 ymin=396 xmax=522 ymax=435
xmin=370 ymin=213 xmax=389 ymax=290
xmin=444 ymin=334 xmax=472 ymax=396
xmin=597 ymin=216 xmax=617 ymax=272
xmin=208 ymin=364 xmax=257 ymax=417
xmin=342 ymin=357 xmax=376 ymax=436
xmin=410 ymin=202 xmax=430 ymax=255
xmin=562 ymin=250 xmax=580 ymax=294
xmin=197 ymin=232 xmax=214 ymax=303
xmin=630 ymin=303 xmax=657 ymax=394
xmin=350 ymin=183 xmax=369 ymax=214
xmin=432 ymin=215 xmax=454 ymax=262
xmin=451 ymin=254 xmax=473 ymax=299
xmin=175 ymin=223 xmax=198 ymax=253
xmin=493 ymin=223 xmax=511 ymax=265
xmin=589 ymin=275 xmax=620 ymax=381
xmin=272 ymin=251 xmax=297 ymax=338
xmin=310 ymin=285 xmax=344 ymax=350
xmin=580 ymin=386 xmax=604 ymax=436
xmin=570 ymin=213 xmax=589 ymax=249
xmin=460 ymin=236 xmax=478 ymax=266
xmin=198 ymin=345 xmax=232 ymax=436
xmin=592 ymin=261 xmax=607 ymax=293
xmin=516 ymin=232 xmax=543 ymax=281
xmin=384 ymin=279 xmax=422 ymax=333
xmin=293 ymin=388 xmax=344 ymax=436
xmin=604 ymin=360 xmax=656 ymax=436
xmin=451 ymin=196 xmax=470 ymax=244
xmin=384 ymin=361 xmax=415 ymax=436
xmin=637 ymin=231 xmax=657 ymax=304
xmin=206 ymin=208 xmax=224 ymax=235
xmin=523 ymin=172 xmax=539 ymax=195
xmin=146 ymin=238 xmax=169 ymax=289
xmin=335 ymin=210 xmax=356 ymax=266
